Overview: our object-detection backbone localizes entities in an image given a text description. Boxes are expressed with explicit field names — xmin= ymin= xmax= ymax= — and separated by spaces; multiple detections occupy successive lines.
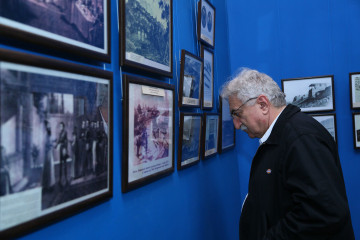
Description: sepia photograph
xmin=197 ymin=0 xmax=215 ymax=48
xmin=311 ymin=113 xmax=337 ymax=142
xmin=219 ymin=96 xmax=235 ymax=152
xmin=120 ymin=0 xmax=173 ymax=77
xmin=202 ymin=113 xmax=219 ymax=159
xmin=0 ymin=49 xmax=113 ymax=238
xmin=178 ymin=113 xmax=202 ymax=170
xmin=201 ymin=45 xmax=214 ymax=109
xmin=353 ymin=113 xmax=360 ymax=149
xmin=179 ymin=50 xmax=203 ymax=108
xmin=350 ymin=72 xmax=360 ymax=109
xmin=282 ymin=75 xmax=335 ymax=113
xmin=0 ymin=0 xmax=110 ymax=61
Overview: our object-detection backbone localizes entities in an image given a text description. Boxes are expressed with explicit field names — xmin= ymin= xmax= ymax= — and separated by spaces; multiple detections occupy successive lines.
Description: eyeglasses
xmin=230 ymin=97 xmax=258 ymax=119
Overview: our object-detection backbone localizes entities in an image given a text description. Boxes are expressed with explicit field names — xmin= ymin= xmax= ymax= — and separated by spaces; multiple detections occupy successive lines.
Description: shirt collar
xmin=259 ymin=108 xmax=284 ymax=145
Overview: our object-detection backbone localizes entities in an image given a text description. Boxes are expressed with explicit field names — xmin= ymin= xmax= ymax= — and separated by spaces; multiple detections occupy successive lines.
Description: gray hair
xmin=220 ymin=68 xmax=286 ymax=107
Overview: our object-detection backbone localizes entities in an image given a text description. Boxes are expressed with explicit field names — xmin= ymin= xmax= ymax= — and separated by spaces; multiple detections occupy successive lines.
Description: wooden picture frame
xmin=200 ymin=45 xmax=214 ymax=109
xmin=311 ymin=113 xmax=337 ymax=143
xmin=219 ymin=96 xmax=235 ymax=153
xmin=352 ymin=113 xmax=360 ymax=149
xmin=349 ymin=72 xmax=360 ymax=109
xmin=0 ymin=0 xmax=111 ymax=62
xmin=120 ymin=0 xmax=173 ymax=77
xmin=179 ymin=50 xmax=203 ymax=108
xmin=0 ymin=48 xmax=113 ymax=239
xmin=202 ymin=113 xmax=219 ymax=159
xmin=197 ymin=0 xmax=215 ymax=48
xmin=282 ymin=75 xmax=335 ymax=113
xmin=122 ymin=74 xmax=175 ymax=192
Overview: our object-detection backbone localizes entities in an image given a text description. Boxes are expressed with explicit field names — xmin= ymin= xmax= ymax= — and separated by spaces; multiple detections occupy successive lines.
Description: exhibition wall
xmin=227 ymin=0 xmax=360 ymax=238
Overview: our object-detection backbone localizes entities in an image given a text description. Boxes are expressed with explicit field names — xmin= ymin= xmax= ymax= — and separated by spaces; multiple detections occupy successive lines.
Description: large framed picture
xmin=120 ymin=0 xmax=173 ymax=77
xmin=349 ymin=72 xmax=360 ymax=109
xmin=122 ymin=74 xmax=174 ymax=192
xmin=311 ymin=113 xmax=337 ymax=143
xmin=179 ymin=50 xmax=203 ymax=108
xmin=219 ymin=97 xmax=235 ymax=153
xmin=0 ymin=0 xmax=111 ymax=62
xmin=202 ymin=113 xmax=219 ymax=159
xmin=201 ymin=45 xmax=214 ymax=109
xmin=352 ymin=113 xmax=360 ymax=149
xmin=282 ymin=75 xmax=335 ymax=113
xmin=178 ymin=113 xmax=202 ymax=170
xmin=197 ymin=0 xmax=215 ymax=48
xmin=0 ymin=48 xmax=113 ymax=239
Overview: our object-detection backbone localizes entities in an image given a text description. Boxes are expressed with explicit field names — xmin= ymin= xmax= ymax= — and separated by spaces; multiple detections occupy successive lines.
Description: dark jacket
xmin=240 ymin=104 xmax=354 ymax=240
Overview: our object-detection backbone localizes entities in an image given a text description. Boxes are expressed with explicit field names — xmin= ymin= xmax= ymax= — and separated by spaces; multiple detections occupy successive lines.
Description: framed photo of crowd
xmin=352 ymin=113 xmax=360 ymax=149
xmin=0 ymin=48 xmax=113 ymax=239
xmin=349 ymin=72 xmax=360 ymax=109
xmin=202 ymin=113 xmax=219 ymax=159
xmin=0 ymin=0 xmax=111 ymax=62
xmin=201 ymin=45 xmax=214 ymax=109
xmin=197 ymin=0 xmax=215 ymax=48
xmin=311 ymin=113 xmax=337 ymax=143
xmin=219 ymin=96 xmax=235 ymax=153
xmin=122 ymin=74 xmax=175 ymax=192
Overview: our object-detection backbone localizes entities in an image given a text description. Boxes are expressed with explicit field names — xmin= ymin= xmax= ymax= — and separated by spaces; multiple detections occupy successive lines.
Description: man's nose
xmin=233 ymin=118 xmax=242 ymax=130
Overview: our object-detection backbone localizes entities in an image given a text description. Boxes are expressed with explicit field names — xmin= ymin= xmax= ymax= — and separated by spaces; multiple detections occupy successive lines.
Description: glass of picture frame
xmin=219 ymin=96 xmax=235 ymax=153
xmin=122 ymin=74 xmax=175 ymax=192
xmin=0 ymin=48 xmax=113 ymax=239
xmin=197 ymin=0 xmax=215 ymax=48
xmin=202 ymin=113 xmax=219 ymax=159
xmin=0 ymin=0 xmax=111 ymax=62
xmin=352 ymin=113 xmax=360 ymax=149
xmin=120 ymin=0 xmax=173 ymax=77
xmin=201 ymin=45 xmax=214 ymax=109
xmin=311 ymin=113 xmax=337 ymax=143
xmin=282 ymin=75 xmax=335 ymax=113
xmin=178 ymin=113 xmax=202 ymax=170
xmin=179 ymin=50 xmax=203 ymax=108
xmin=349 ymin=72 xmax=360 ymax=109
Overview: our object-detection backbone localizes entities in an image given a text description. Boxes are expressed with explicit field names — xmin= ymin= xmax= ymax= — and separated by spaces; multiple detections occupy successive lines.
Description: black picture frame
xmin=0 ymin=48 xmax=113 ymax=239
xmin=179 ymin=50 xmax=203 ymax=108
xmin=197 ymin=0 xmax=215 ymax=48
xmin=311 ymin=113 xmax=338 ymax=143
xmin=0 ymin=0 xmax=111 ymax=62
xmin=178 ymin=113 xmax=202 ymax=170
xmin=281 ymin=75 xmax=335 ymax=113
xmin=202 ymin=113 xmax=219 ymax=159
xmin=200 ymin=45 xmax=214 ymax=109
xmin=349 ymin=72 xmax=360 ymax=110
xmin=218 ymin=96 xmax=235 ymax=153
xmin=120 ymin=0 xmax=173 ymax=77
xmin=122 ymin=74 xmax=175 ymax=192
xmin=352 ymin=113 xmax=360 ymax=150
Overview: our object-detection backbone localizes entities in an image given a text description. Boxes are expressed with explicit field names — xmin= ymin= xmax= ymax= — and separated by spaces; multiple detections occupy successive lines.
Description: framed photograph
xmin=197 ymin=0 xmax=215 ymax=48
xmin=202 ymin=113 xmax=219 ymax=159
xmin=179 ymin=50 xmax=203 ymax=108
xmin=120 ymin=0 xmax=173 ymax=77
xmin=122 ymin=74 xmax=174 ymax=192
xmin=178 ymin=113 xmax=202 ymax=170
xmin=352 ymin=113 xmax=360 ymax=149
xmin=0 ymin=0 xmax=111 ymax=62
xmin=282 ymin=75 xmax=335 ymax=113
xmin=0 ymin=48 xmax=113 ymax=239
xmin=201 ymin=45 xmax=214 ymax=109
xmin=219 ymin=97 xmax=235 ymax=153
xmin=311 ymin=113 xmax=337 ymax=143
xmin=349 ymin=72 xmax=360 ymax=109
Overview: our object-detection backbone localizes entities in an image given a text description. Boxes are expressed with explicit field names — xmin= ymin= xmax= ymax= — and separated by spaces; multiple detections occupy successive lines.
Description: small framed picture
xmin=179 ymin=50 xmax=203 ymax=108
xmin=202 ymin=113 xmax=219 ymax=159
xmin=178 ymin=113 xmax=202 ymax=170
xmin=0 ymin=0 xmax=111 ymax=62
xmin=352 ymin=113 xmax=360 ymax=149
xmin=197 ymin=0 xmax=215 ymax=48
xmin=311 ymin=113 xmax=337 ymax=143
xmin=122 ymin=74 xmax=175 ymax=192
xmin=201 ymin=45 xmax=214 ymax=109
xmin=120 ymin=0 xmax=173 ymax=77
xmin=349 ymin=72 xmax=360 ymax=109
xmin=219 ymin=97 xmax=235 ymax=152
xmin=282 ymin=75 xmax=335 ymax=113
xmin=0 ymin=48 xmax=113 ymax=239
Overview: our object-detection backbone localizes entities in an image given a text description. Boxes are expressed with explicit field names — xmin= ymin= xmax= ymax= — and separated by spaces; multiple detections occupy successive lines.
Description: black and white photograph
xmin=202 ymin=113 xmax=219 ymax=159
xmin=178 ymin=113 xmax=202 ymax=170
xmin=0 ymin=0 xmax=110 ymax=61
xmin=197 ymin=0 xmax=215 ymax=48
xmin=0 ymin=49 xmax=113 ymax=238
xmin=120 ymin=0 xmax=173 ymax=77
xmin=201 ymin=45 xmax=214 ymax=109
xmin=350 ymin=72 xmax=360 ymax=109
xmin=122 ymin=74 xmax=174 ymax=192
xmin=179 ymin=50 xmax=203 ymax=108
xmin=219 ymin=96 xmax=235 ymax=152
xmin=353 ymin=113 xmax=360 ymax=149
xmin=282 ymin=75 xmax=335 ymax=113
xmin=311 ymin=113 xmax=337 ymax=142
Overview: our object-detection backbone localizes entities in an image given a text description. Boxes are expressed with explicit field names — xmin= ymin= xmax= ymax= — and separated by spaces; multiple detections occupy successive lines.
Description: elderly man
xmin=221 ymin=68 xmax=354 ymax=240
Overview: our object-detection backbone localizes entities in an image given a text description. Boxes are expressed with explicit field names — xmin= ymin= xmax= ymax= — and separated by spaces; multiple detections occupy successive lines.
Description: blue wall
xmin=227 ymin=0 xmax=360 ymax=238
xmin=0 ymin=0 xmax=242 ymax=239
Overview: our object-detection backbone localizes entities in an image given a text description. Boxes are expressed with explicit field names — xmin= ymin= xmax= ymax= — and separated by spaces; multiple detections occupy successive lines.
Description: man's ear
xmin=257 ymin=95 xmax=270 ymax=114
